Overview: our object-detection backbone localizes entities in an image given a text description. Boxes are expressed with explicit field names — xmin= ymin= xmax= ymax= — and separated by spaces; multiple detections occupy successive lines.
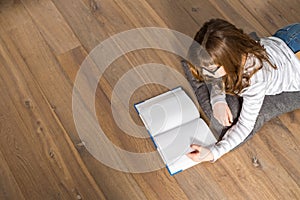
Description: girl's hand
xmin=213 ymin=102 xmax=233 ymax=126
xmin=186 ymin=144 xmax=214 ymax=162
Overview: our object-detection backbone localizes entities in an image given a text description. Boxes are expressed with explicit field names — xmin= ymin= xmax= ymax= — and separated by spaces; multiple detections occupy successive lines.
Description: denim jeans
xmin=273 ymin=23 xmax=300 ymax=53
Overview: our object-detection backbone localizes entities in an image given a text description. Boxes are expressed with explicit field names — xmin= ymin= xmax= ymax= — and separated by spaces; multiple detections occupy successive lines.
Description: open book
xmin=134 ymin=87 xmax=217 ymax=175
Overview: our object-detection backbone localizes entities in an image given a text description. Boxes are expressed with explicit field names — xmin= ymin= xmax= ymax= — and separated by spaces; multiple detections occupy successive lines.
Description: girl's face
xmin=201 ymin=64 xmax=227 ymax=78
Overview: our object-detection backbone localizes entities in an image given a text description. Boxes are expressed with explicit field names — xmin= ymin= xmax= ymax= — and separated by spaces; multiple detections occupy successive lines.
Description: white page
xmin=135 ymin=87 xmax=199 ymax=136
xmin=153 ymin=118 xmax=217 ymax=169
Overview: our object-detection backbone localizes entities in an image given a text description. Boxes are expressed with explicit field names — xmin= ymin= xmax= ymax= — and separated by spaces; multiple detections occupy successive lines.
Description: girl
xmin=186 ymin=19 xmax=300 ymax=162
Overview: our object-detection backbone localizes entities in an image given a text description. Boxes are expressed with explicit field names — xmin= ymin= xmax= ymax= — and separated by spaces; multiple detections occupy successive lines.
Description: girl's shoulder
xmin=260 ymin=36 xmax=299 ymax=68
xmin=259 ymin=36 xmax=293 ymax=57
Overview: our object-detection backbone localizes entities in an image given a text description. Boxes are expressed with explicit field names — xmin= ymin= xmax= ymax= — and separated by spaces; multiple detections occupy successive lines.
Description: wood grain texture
xmin=0 ymin=0 xmax=300 ymax=199
xmin=0 ymin=149 xmax=25 ymax=200
xmin=0 ymin=29 xmax=106 ymax=199
xmin=0 ymin=1 xmax=31 ymax=32
xmin=20 ymin=0 xmax=80 ymax=54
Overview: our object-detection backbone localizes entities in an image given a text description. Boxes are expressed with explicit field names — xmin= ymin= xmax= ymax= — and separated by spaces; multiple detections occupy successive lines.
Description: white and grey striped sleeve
xmin=209 ymin=78 xmax=267 ymax=161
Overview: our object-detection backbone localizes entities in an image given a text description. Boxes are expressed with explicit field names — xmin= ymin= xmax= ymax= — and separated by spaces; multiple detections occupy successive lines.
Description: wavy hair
xmin=187 ymin=18 xmax=276 ymax=95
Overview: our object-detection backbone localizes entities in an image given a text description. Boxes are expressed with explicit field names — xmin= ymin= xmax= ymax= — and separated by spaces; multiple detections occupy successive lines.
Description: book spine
xmin=133 ymin=102 xmax=143 ymax=114
xmin=146 ymin=129 xmax=157 ymax=149
xmin=166 ymin=165 xmax=182 ymax=176
xmin=171 ymin=85 xmax=182 ymax=91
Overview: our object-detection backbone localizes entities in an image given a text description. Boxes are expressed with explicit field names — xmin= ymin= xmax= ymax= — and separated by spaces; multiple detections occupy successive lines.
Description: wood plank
xmin=0 ymin=148 xmax=25 ymax=200
xmin=80 ymin=0 xmax=136 ymax=33
xmin=144 ymin=0 xmax=201 ymax=39
xmin=0 ymin=1 xmax=31 ymax=32
xmin=267 ymin=0 xmax=300 ymax=24
xmin=175 ymin=165 xmax=231 ymax=199
xmin=0 ymin=58 xmax=71 ymax=199
xmin=174 ymin=0 xmax=269 ymax=36
xmin=264 ymin=115 xmax=300 ymax=186
xmin=208 ymin=0 xmax=270 ymax=36
xmin=0 ymin=27 xmax=106 ymax=199
xmin=20 ymin=0 xmax=80 ymax=54
xmin=6 ymin=13 xmax=149 ymax=198
xmin=279 ymin=110 xmax=300 ymax=146
xmin=220 ymin=137 xmax=299 ymax=199
xmin=113 ymin=0 xmax=168 ymax=27
xmin=237 ymin=0 xmax=293 ymax=33
xmin=173 ymin=0 xmax=223 ymax=29
xmin=51 ymin=0 xmax=109 ymax=52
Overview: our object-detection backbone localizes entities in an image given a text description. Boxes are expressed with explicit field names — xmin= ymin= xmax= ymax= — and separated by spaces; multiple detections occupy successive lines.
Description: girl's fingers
xmin=227 ymin=107 xmax=233 ymax=123
xmin=226 ymin=106 xmax=233 ymax=125
xmin=186 ymin=151 xmax=199 ymax=162
xmin=187 ymin=144 xmax=202 ymax=162
xmin=187 ymin=146 xmax=213 ymax=162
xmin=190 ymin=144 xmax=201 ymax=151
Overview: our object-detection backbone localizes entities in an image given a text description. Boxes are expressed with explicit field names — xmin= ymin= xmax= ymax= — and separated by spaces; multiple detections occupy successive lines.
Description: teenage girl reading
xmin=186 ymin=19 xmax=300 ymax=162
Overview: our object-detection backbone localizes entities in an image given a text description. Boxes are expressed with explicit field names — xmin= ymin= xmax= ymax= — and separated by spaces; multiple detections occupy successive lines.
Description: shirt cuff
xmin=209 ymin=143 xmax=227 ymax=162
xmin=210 ymin=93 xmax=226 ymax=107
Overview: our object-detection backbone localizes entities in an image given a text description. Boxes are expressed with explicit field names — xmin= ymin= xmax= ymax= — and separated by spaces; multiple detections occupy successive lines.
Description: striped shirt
xmin=210 ymin=36 xmax=300 ymax=161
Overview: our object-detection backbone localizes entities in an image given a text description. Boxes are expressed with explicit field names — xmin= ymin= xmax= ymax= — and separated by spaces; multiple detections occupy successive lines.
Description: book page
xmin=153 ymin=118 xmax=217 ymax=169
xmin=135 ymin=87 xmax=199 ymax=137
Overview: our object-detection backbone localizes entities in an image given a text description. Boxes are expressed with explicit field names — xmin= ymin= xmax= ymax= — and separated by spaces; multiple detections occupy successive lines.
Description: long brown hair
xmin=187 ymin=18 xmax=276 ymax=95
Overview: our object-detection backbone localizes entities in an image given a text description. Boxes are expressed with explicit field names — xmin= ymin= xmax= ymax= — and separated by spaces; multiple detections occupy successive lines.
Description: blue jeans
xmin=273 ymin=23 xmax=300 ymax=53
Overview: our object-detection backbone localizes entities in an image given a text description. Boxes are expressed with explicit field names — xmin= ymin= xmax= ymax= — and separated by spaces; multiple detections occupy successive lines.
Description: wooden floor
xmin=1 ymin=0 xmax=300 ymax=199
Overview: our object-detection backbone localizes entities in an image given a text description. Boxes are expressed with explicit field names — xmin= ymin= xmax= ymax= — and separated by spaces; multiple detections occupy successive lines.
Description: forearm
xmin=209 ymin=81 xmax=267 ymax=161
xmin=210 ymin=119 xmax=254 ymax=161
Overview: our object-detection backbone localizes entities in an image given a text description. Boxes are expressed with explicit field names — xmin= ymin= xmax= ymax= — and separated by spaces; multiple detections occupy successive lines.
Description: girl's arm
xmin=210 ymin=78 xmax=267 ymax=161
xmin=208 ymin=78 xmax=233 ymax=126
